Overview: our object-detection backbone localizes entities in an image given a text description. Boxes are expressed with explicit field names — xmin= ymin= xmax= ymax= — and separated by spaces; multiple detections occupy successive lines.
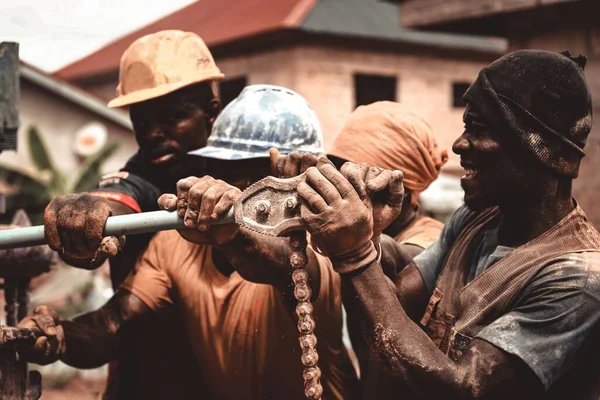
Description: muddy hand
xmin=17 ymin=306 xmax=65 ymax=365
xmin=269 ymin=148 xmax=319 ymax=178
xmin=158 ymin=176 xmax=240 ymax=245
xmin=341 ymin=162 xmax=404 ymax=242
xmin=298 ymin=163 xmax=374 ymax=258
xmin=45 ymin=194 xmax=125 ymax=269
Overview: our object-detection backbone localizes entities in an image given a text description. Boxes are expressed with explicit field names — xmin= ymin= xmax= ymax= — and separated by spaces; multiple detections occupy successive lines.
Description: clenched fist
xmin=158 ymin=176 xmax=241 ymax=245
xmin=44 ymin=194 xmax=125 ymax=269
xmin=17 ymin=306 xmax=65 ymax=365
xmin=340 ymin=162 xmax=405 ymax=243
xmin=299 ymin=161 xmax=404 ymax=274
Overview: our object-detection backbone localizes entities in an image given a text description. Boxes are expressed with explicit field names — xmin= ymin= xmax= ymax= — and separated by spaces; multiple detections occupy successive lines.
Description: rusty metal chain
xmin=289 ymin=231 xmax=323 ymax=400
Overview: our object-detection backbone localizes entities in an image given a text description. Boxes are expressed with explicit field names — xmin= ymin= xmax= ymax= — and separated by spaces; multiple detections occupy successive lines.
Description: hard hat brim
xmin=188 ymin=146 xmax=270 ymax=161
xmin=107 ymin=72 xmax=224 ymax=108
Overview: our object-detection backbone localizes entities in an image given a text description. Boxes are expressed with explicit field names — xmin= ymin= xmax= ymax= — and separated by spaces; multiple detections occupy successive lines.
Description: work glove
xmin=299 ymin=161 xmax=404 ymax=274
xmin=17 ymin=306 xmax=65 ymax=365
xmin=158 ymin=176 xmax=241 ymax=245
xmin=44 ymin=194 xmax=125 ymax=270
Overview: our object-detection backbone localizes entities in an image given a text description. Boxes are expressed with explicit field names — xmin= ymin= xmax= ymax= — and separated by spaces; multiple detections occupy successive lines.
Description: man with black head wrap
xmin=295 ymin=49 xmax=600 ymax=399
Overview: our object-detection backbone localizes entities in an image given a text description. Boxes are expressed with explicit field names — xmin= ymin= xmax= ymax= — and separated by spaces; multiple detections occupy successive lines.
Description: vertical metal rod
xmin=17 ymin=279 xmax=30 ymax=323
xmin=4 ymin=279 xmax=17 ymax=327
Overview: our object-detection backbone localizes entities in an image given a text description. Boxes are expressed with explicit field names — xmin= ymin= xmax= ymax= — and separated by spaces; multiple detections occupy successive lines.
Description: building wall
xmin=508 ymin=29 xmax=600 ymax=226
xmin=0 ymin=79 xmax=137 ymax=183
xmin=84 ymin=80 xmax=119 ymax=103
xmin=217 ymin=45 xmax=493 ymax=171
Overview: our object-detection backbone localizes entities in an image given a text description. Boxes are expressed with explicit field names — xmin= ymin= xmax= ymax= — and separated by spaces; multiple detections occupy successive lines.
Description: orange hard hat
xmin=107 ymin=30 xmax=224 ymax=108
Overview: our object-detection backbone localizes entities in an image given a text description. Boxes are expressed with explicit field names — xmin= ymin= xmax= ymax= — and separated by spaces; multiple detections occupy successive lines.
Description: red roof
xmin=55 ymin=0 xmax=315 ymax=81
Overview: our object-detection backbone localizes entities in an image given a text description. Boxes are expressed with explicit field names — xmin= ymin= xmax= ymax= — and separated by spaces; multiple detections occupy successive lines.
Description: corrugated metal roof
xmin=300 ymin=0 xmax=506 ymax=53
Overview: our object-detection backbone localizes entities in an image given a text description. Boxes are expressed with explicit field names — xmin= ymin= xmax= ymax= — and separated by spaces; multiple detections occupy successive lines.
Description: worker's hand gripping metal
xmin=0 ymin=175 xmax=308 ymax=249
xmin=0 ymin=173 xmax=323 ymax=400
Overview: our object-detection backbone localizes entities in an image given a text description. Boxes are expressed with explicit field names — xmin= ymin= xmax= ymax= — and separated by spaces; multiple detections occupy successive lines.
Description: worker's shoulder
xmin=533 ymin=251 xmax=600 ymax=297
xmin=417 ymin=215 xmax=445 ymax=229
xmin=579 ymin=251 xmax=600 ymax=299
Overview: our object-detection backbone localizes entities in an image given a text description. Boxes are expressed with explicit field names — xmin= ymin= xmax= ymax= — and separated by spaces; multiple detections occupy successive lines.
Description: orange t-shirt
xmin=121 ymin=230 xmax=359 ymax=400
xmin=393 ymin=215 xmax=444 ymax=249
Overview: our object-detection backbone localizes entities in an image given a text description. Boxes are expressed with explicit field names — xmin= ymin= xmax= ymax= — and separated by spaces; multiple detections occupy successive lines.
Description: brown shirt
xmin=393 ymin=215 xmax=444 ymax=249
xmin=416 ymin=204 xmax=600 ymax=397
xmin=122 ymin=230 xmax=359 ymax=400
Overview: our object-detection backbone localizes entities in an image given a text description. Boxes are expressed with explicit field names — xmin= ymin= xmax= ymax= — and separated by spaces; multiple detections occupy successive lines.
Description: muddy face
xmin=452 ymin=104 xmax=541 ymax=211
xmin=129 ymin=83 xmax=215 ymax=170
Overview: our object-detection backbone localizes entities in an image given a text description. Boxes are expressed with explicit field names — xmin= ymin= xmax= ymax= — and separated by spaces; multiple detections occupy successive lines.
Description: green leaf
xmin=0 ymin=163 xmax=52 ymax=225
xmin=1 ymin=193 xmax=48 ymax=225
xmin=0 ymin=163 xmax=49 ymax=195
xmin=27 ymin=125 xmax=57 ymax=174
xmin=71 ymin=142 xmax=119 ymax=193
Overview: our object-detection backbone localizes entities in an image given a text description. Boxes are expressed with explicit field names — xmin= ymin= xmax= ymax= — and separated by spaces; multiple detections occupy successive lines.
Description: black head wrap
xmin=463 ymin=49 xmax=592 ymax=177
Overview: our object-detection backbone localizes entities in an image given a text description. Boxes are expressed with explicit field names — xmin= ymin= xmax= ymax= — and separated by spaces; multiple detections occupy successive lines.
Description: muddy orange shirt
xmin=121 ymin=230 xmax=359 ymax=400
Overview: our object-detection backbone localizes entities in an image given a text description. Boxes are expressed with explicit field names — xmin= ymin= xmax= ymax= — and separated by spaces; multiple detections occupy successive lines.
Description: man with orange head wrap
xmin=327 ymin=101 xmax=448 ymax=392
xmin=329 ymin=101 xmax=448 ymax=257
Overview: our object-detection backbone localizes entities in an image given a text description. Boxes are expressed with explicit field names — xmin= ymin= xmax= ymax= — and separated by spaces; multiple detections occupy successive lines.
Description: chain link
xmin=289 ymin=231 xmax=323 ymax=400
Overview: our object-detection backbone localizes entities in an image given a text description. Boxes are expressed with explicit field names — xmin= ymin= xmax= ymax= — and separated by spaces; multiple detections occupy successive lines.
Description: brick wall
xmin=84 ymin=81 xmax=118 ymax=103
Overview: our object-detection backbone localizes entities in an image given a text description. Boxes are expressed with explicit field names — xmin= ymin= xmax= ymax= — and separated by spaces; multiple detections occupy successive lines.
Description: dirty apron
xmin=420 ymin=205 xmax=600 ymax=398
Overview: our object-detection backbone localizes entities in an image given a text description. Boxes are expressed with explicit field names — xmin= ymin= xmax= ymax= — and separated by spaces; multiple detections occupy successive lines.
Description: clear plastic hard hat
xmin=189 ymin=85 xmax=325 ymax=160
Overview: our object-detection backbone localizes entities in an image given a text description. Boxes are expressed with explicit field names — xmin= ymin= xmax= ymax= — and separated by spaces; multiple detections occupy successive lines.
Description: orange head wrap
xmin=328 ymin=101 xmax=448 ymax=205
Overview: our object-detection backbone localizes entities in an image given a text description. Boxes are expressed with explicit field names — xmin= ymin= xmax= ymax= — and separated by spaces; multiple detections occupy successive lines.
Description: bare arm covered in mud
xmin=378 ymin=234 xmax=431 ymax=322
xmin=341 ymin=263 xmax=541 ymax=399
xmin=299 ymin=163 xmax=543 ymax=399
xmin=17 ymin=290 xmax=153 ymax=369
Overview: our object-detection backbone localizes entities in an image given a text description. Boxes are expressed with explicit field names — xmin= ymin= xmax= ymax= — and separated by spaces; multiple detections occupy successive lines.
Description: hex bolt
xmin=256 ymin=200 xmax=271 ymax=215
xmin=285 ymin=197 xmax=298 ymax=210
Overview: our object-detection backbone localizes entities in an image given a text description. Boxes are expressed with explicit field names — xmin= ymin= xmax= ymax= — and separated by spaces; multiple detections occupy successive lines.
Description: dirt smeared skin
xmin=339 ymin=255 xmax=543 ymax=399
xmin=17 ymin=290 xmax=153 ymax=369
xmin=44 ymin=194 xmax=127 ymax=270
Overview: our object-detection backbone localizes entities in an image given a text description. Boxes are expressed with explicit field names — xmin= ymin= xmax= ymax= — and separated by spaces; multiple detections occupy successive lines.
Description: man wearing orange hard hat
xmin=40 ymin=30 xmax=224 ymax=399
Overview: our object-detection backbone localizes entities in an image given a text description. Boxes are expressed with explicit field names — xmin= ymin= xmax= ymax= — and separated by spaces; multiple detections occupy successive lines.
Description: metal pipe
xmin=0 ymin=209 xmax=235 ymax=251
